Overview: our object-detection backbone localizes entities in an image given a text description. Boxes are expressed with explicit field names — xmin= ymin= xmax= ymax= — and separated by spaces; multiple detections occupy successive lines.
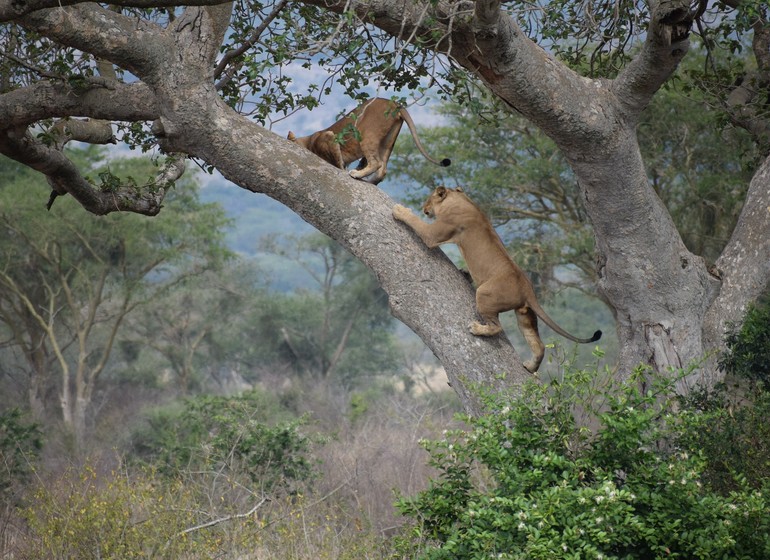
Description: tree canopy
xmin=2 ymin=0 xmax=769 ymax=412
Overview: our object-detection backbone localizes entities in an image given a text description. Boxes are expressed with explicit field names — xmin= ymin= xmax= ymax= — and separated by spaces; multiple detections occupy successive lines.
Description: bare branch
xmin=0 ymin=79 xmax=158 ymax=127
xmin=177 ymin=497 xmax=269 ymax=536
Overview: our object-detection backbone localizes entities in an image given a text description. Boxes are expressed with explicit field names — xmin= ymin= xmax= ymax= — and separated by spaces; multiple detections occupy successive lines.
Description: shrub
xmin=680 ymin=382 xmax=770 ymax=494
xmin=720 ymin=298 xmax=770 ymax=383
xmin=20 ymin=465 xmax=246 ymax=559
xmin=395 ymin=367 xmax=770 ymax=559
xmin=0 ymin=408 xmax=42 ymax=498
xmin=129 ymin=390 xmax=319 ymax=491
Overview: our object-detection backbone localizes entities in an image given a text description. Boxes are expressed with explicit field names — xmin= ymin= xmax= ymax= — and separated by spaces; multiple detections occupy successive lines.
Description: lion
xmin=288 ymin=97 xmax=450 ymax=185
xmin=393 ymin=186 xmax=601 ymax=373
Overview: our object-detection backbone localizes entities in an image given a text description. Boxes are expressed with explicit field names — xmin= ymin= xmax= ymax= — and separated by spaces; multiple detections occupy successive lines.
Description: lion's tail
xmin=530 ymin=300 xmax=602 ymax=344
xmin=398 ymin=107 xmax=451 ymax=168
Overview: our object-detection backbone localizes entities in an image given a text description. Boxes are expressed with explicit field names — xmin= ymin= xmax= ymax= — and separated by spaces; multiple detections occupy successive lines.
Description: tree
xmin=0 ymin=151 xmax=230 ymax=448
xmin=257 ymin=234 xmax=400 ymax=383
xmin=2 ymin=0 xmax=769 ymax=413
xmin=121 ymin=267 xmax=250 ymax=394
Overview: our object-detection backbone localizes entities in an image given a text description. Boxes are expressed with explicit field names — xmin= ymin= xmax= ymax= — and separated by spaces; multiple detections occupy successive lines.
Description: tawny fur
xmin=288 ymin=98 xmax=450 ymax=185
xmin=393 ymin=186 xmax=601 ymax=373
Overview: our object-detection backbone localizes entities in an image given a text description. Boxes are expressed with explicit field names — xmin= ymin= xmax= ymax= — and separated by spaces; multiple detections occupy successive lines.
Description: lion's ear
xmin=455 ymin=186 xmax=464 ymax=193
xmin=435 ymin=186 xmax=447 ymax=198
xmin=288 ymin=131 xmax=296 ymax=141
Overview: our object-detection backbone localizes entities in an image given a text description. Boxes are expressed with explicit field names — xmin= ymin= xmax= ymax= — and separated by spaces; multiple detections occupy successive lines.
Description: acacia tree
xmin=2 ymin=0 xmax=768 ymax=413
xmin=257 ymin=234 xmax=399 ymax=381
xmin=0 ymin=153 xmax=230 ymax=447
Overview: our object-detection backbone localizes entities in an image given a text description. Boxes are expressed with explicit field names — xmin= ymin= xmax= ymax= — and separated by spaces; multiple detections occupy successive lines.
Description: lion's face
xmin=422 ymin=186 xmax=464 ymax=218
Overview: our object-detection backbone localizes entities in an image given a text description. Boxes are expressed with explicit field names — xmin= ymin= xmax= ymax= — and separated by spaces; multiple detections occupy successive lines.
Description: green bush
xmin=720 ymin=298 xmax=770 ymax=383
xmin=0 ymin=408 xmax=42 ymax=498
xmin=130 ymin=390 xmax=319 ymax=491
xmin=680 ymin=383 xmax=770 ymax=494
xmin=395 ymin=367 xmax=770 ymax=559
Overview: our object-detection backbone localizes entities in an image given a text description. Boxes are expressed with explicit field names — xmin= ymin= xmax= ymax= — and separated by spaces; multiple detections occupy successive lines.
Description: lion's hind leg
xmin=470 ymin=284 xmax=504 ymax=337
xmin=516 ymin=307 xmax=545 ymax=373
xmin=349 ymin=156 xmax=384 ymax=182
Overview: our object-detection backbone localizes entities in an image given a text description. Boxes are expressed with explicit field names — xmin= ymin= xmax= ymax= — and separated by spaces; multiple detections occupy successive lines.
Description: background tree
xmin=252 ymin=234 xmax=401 ymax=384
xmin=121 ymin=267 xmax=252 ymax=395
xmin=0 ymin=151 xmax=230 ymax=449
xmin=2 ymin=0 xmax=769 ymax=412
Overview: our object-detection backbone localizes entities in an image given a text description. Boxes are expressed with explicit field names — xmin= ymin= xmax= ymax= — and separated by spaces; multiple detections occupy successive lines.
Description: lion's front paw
xmin=392 ymin=204 xmax=412 ymax=222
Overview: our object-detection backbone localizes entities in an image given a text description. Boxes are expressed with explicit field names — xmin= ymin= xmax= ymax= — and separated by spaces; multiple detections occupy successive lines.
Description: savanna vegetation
xmin=2 ymin=0 xmax=770 ymax=557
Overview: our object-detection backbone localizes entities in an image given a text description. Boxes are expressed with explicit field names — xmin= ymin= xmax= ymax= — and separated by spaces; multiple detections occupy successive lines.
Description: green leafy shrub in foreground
xmin=396 ymin=368 xmax=770 ymax=559
xmin=720 ymin=297 xmax=770 ymax=383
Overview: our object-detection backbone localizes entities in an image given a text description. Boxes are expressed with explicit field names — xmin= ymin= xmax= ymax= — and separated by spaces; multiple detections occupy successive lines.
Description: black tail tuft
xmin=440 ymin=158 xmax=451 ymax=167
xmin=590 ymin=330 xmax=602 ymax=342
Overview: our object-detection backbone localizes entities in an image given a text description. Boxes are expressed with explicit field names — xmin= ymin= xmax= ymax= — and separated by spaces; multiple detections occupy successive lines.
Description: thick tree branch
xmin=613 ymin=0 xmax=706 ymax=119
xmin=702 ymin=154 xmax=770 ymax=382
xmin=19 ymin=4 xmax=171 ymax=79
xmin=0 ymin=0 xmax=228 ymax=22
xmin=0 ymin=127 xmax=182 ymax=215
xmin=0 ymin=80 xmax=158 ymax=127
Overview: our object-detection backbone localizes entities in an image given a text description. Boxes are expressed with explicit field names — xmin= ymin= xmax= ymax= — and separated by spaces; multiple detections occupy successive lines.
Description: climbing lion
xmin=393 ymin=186 xmax=601 ymax=373
xmin=288 ymin=97 xmax=450 ymax=185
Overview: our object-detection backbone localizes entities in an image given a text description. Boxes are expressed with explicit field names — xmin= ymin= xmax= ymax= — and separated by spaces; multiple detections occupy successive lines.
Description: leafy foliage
xmin=680 ymin=384 xmax=770 ymax=496
xmin=129 ymin=390 xmax=318 ymax=491
xmin=720 ymin=297 xmax=770 ymax=384
xmin=0 ymin=409 xmax=42 ymax=498
xmin=396 ymin=367 xmax=770 ymax=559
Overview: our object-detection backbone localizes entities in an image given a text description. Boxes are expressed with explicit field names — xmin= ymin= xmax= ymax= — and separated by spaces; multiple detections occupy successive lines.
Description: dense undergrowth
xmin=3 ymin=302 xmax=770 ymax=559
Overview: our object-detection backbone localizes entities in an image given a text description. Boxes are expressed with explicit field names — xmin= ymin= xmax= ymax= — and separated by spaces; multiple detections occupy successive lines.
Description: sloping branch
xmin=0 ymin=126 xmax=183 ymax=215
xmin=614 ymin=0 xmax=708 ymax=119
